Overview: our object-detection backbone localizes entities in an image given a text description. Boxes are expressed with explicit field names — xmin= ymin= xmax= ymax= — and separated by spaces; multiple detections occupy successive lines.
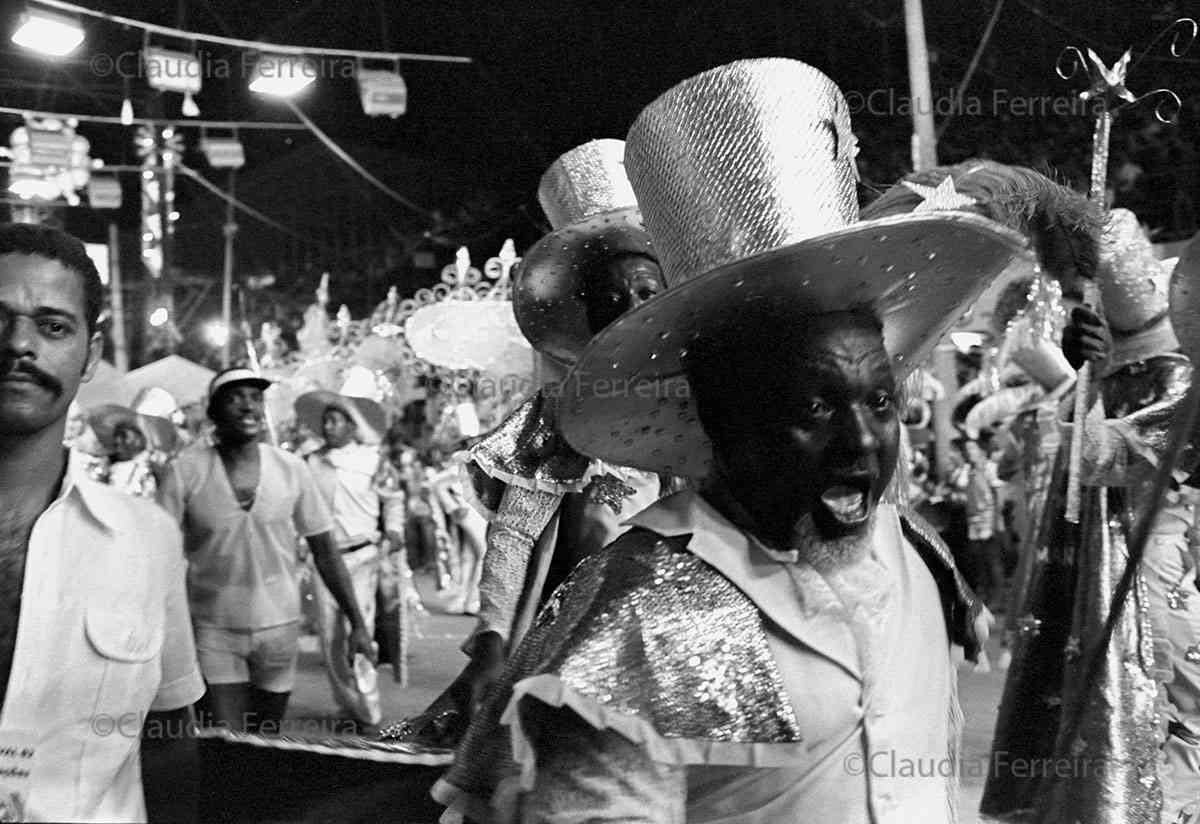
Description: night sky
xmin=2 ymin=1 xmax=1197 ymax=299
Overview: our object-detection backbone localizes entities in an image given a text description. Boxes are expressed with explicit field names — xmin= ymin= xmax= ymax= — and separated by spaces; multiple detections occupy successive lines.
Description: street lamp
xmin=248 ymin=54 xmax=316 ymax=97
xmin=11 ymin=7 xmax=84 ymax=57
xmin=148 ymin=307 xmax=169 ymax=327
xmin=203 ymin=320 xmax=229 ymax=348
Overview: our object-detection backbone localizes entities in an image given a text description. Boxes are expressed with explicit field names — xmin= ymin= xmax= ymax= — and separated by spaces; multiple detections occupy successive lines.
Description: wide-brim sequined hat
xmin=1170 ymin=231 xmax=1200 ymax=365
xmin=861 ymin=159 xmax=1105 ymax=339
xmin=556 ymin=58 xmax=1026 ymax=478
xmin=514 ymin=139 xmax=656 ymax=366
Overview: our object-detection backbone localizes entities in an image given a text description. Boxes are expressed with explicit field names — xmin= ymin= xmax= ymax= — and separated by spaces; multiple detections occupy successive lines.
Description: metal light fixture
xmin=200 ymin=137 xmax=245 ymax=169
xmin=358 ymin=68 xmax=407 ymax=117
xmin=144 ymin=47 xmax=202 ymax=116
xmin=87 ymin=175 xmax=122 ymax=209
xmin=11 ymin=7 xmax=84 ymax=57
xmin=248 ymin=54 xmax=316 ymax=97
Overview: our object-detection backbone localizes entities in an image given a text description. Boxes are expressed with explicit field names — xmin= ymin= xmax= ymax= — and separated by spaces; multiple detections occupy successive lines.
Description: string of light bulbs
xmin=25 ymin=0 xmax=473 ymax=63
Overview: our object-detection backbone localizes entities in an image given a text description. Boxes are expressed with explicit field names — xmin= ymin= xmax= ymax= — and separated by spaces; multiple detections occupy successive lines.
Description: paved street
xmin=280 ymin=573 xmax=1011 ymax=823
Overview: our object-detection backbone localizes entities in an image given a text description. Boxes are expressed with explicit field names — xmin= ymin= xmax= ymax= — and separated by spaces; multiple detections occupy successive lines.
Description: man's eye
xmin=870 ymin=391 xmax=894 ymax=412
xmin=39 ymin=320 xmax=71 ymax=337
xmin=805 ymin=398 xmax=833 ymax=419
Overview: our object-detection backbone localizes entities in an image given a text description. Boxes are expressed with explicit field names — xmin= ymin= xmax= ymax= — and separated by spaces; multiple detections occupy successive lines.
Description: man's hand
xmin=348 ymin=626 xmax=377 ymax=667
xmin=467 ymin=630 xmax=506 ymax=717
xmin=1062 ymin=306 xmax=1111 ymax=369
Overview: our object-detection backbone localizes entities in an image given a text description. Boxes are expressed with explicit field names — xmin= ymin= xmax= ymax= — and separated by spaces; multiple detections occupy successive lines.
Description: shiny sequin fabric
xmin=1099 ymin=209 xmax=1172 ymax=333
xmin=437 ymin=529 xmax=801 ymax=813
xmin=537 ymin=139 xmax=638 ymax=230
xmin=983 ymin=355 xmax=1195 ymax=824
xmin=466 ymin=391 xmax=593 ymax=515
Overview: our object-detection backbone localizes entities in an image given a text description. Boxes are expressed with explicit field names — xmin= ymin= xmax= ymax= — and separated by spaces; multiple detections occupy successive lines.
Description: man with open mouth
xmin=432 ymin=58 xmax=1032 ymax=824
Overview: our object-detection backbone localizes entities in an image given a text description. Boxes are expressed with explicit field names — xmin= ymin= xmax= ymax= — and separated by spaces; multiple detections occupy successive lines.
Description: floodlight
xmin=12 ymin=8 xmax=84 ymax=57
xmin=248 ymin=54 xmax=316 ymax=97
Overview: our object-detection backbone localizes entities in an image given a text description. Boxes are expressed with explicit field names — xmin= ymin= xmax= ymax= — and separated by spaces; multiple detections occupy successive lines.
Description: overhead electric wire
xmin=281 ymin=98 xmax=433 ymax=220
xmin=176 ymin=165 xmax=332 ymax=247
xmin=938 ymin=0 xmax=1007 ymax=139
xmin=28 ymin=0 xmax=472 ymax=64
xmin=0 ymin=104 xmax=307 ymax=130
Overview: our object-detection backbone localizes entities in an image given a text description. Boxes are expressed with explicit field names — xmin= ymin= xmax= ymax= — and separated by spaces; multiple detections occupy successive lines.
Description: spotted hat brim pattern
xmin=513 ymin=206 xmax=655 ymax=366
xmin=557 ymin=211 xmax=1026 ymax=478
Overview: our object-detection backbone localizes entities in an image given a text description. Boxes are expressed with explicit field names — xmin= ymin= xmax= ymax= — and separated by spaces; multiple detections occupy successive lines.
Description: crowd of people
xmin=3 ymin=54 xmax=1200 ymax=824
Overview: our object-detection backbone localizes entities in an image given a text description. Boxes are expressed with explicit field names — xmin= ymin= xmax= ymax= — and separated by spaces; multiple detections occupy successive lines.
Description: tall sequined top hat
xmin=1170 ymin=230 xmax=1200 ymax=365
xmin=556 ymin=58 xmax=1027 ymax=478
xmin=514 ymin=139 xmax=657 ymax=366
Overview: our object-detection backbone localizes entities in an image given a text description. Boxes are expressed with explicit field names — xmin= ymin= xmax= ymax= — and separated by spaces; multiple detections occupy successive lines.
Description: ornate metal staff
xmin=1053 ymin=13 xmax=1197 ymax=762
xmin=1057 ymin=27 xmax=1192 ymax=522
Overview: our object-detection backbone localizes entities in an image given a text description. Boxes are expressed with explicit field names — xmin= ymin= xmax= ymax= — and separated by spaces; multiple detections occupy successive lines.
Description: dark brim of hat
xmin=294 ymin=390 xmax=387 ymax=444
xmin=1171 ymin=233 xmax=1200 ymax=366
xmin=514 ymin=207 xmax=655 ymax=366
xmin=555 ymin=211 xmax=1026 ymax=478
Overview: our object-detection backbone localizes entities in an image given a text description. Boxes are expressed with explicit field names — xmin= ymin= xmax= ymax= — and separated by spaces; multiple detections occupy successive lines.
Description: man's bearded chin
xmin=791 ymin=509 xmax=876 ymax=571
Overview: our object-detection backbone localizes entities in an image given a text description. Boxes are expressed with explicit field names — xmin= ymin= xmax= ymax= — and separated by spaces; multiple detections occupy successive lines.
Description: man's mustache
xmin=1 ymin=361 xmax=63 ymax=396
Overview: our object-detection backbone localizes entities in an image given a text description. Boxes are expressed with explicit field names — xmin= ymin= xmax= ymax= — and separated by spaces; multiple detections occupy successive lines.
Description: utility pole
xmin=905 ymin=0 xmax=956 ymax=478
xmin=108 ymin=222 xmax=129 ymax=372
xmin=904 ymin=0 xmax=939 ymax=172
xmin=221 ymin=170 xmax=237 ymax=368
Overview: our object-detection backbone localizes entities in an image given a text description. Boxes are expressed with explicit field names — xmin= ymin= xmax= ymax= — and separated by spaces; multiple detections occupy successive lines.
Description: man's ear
xmin=81 ymin=332 xmax=103 ymax=382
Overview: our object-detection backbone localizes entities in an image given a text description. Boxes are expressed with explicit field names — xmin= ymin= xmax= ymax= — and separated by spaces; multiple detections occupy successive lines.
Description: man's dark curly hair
xmin=0 ymin=223 xmax=103 ymax=335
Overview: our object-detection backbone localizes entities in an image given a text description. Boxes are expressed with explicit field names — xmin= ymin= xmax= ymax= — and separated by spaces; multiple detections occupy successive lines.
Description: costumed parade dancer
xmin=981 ymin=208 xmax=1198 ymax=822
xmin=1154 ymin=231 xmax=1200 ymax=822
xmin=298 ymin=389 xmax=393 ymax=728
xmin=384 ymin=139 xmax=671 ymax=745
xmin=433 ymin=57 xmax=1019 ymax=823
xmin=980 ymin=23 xmax=1200 ymax=817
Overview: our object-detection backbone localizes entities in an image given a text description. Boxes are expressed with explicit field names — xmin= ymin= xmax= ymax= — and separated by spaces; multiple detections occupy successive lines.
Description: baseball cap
xmin=208 ymin=367 xmax=271 ymax=399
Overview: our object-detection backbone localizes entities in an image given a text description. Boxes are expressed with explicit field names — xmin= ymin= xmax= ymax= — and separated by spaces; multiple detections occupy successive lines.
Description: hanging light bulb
xmin=120 ymin=98 xmax=134 ymax=126
xmin=181 ymin=92 xmax=199 ymax=117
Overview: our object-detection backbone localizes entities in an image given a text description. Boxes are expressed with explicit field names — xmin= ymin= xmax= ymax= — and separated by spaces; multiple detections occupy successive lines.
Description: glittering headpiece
xmin=556 ymin=59 xmax=1025 ymax=477
xmin=1097 ymin=208 xmax=1173 ymax=333
xmin=514 ymin=139 xmax=656 ymax=366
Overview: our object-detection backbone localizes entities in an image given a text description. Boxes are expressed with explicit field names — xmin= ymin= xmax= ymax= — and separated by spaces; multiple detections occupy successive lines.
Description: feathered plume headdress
xmin=861 ymin=159 xmax=1106 ymax=286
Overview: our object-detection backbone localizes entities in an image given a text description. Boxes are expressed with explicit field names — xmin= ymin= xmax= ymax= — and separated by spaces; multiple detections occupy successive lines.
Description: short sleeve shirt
xmin=159 ymin=442 xmax=332 ymax=630
xmin=4 ymin=454 xmax=204 ymax=821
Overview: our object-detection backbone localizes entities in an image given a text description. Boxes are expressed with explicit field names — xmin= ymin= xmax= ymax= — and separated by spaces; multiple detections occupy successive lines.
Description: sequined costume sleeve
xmin=519 ymin=704 xmax=687 ymax=824
xmin=1061 ymin=356 xmax=1197 ymax=487
xmin=473 ymin=484 xmax=562 ymax=644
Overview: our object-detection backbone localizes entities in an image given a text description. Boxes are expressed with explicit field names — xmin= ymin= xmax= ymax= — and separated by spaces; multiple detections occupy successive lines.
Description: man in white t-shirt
xmin=160 ymin=369 xmax=375 ymax=734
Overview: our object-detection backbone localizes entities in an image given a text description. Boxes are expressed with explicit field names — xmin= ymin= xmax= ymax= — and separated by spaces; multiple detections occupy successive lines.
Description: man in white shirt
xmin=160 ymin=369 xmax=375 ymax=736
xmin=0 ymin=222 xmax=204 ymax=822
xmin=303 ymin=393 xmax=390 ymax=727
